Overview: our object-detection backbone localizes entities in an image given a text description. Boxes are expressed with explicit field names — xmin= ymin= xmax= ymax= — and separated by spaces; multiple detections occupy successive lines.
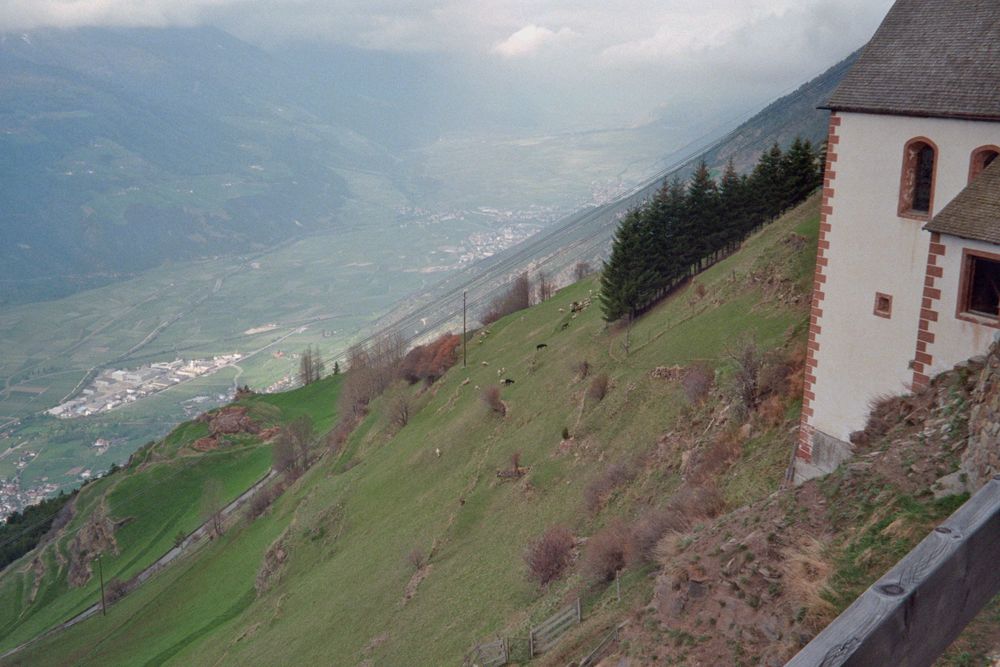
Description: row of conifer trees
xmin=599 ymin=138 xmax=823 ymax=322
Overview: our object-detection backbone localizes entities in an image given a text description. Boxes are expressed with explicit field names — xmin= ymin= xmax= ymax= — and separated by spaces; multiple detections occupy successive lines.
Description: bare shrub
xmin=587 ymin=374 xmax=609 ymax=402
xmin=105 ymin=577 xmax=129 ymax=603
xmin=525 ymin=526 xmax=575 ymax=586
xmin=202 ymin=478 xmax=225 ymax=538
xmin=398 ymin=333 xmax=461 ymax=385
xmin=681 ymin=364 xmax=713 ymax=404
xmin=757 ymin=393 xmax=786 ymax=427
xmin=693 ymin=282 xmax=707 ymax=299
xmin=574 ymin=359 xmax=591 ymax=380
xmin=670 ymin=484 xmax=725 ymax=520
xmin=536 ymin=272 xmax=554 ymax=303
xmin=482 ymin=386 xmax=506 ymax=416
xmin=298 ymin=345 xmax=324 ymax=386
xmin=482 ymin=273 xmax=531 ymax=324
xmin=626 ymin=507 xmax=689 ymax=567
xmin=390 ymin=395 xmax=411 ymax=429
xmin=274 ymin=414 xmax=315 ymax=478
xmin=687 ymin=428 xmax=741 ymax=484
xmin=726 ymin=338 xmax=764 ymax=418
xmin=327 ymin=419 xmax=354 ymax=453
xmin=584 ymin=521 xmax=628 ymax=582
xmin=407 ymin=547 xmax=427 ymax=571
xmin=339 ymin=332 xmax=405 ymax=419
xmin=574 ymin=261 xmax=592 ymax=281
xmin=248 ymin=485 xmax=281 ymax=521
xmin=510 ymin=451 xmax=522 ymax=473
xmin=583 ymin=462 xmax=636 ymax=514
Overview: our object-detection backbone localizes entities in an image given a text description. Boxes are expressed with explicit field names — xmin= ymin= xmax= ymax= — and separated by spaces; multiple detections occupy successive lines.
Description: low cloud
xmin=0 ymin=0 xmax=894 ymax=127
xmin=0 ymin=0 xmax=241 ymax=30
xmin=493 ymin=24 xmax=575 ymax=58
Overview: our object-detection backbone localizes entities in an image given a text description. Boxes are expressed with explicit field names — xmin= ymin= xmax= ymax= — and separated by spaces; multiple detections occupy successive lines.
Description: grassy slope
xmin=7 ymin=196 xmax=819 ymax=666
xmin=0 ymin=375 xmax=342 ymax=660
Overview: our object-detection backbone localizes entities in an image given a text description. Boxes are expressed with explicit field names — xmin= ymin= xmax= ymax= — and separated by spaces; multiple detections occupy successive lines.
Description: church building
xmin=796 ymin=0 xmax=1000 ymax=481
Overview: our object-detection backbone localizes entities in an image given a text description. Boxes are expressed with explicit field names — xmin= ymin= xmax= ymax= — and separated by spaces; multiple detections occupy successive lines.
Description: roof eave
xmin=823 ymin=105 xmax=1000 ymax=123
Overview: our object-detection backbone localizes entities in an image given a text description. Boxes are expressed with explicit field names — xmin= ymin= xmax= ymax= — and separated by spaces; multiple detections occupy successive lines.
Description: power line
xmin=284 ymin=56 xmax=845 ymax=390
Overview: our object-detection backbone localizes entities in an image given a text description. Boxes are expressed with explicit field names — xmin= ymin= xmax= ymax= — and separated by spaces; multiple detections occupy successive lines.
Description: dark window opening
xmin=971 ymin=148 xmax=999 ymax=182
xmin=965 ymin=256 xmax=1000 ymax=318
xmin=873 ymin=292 xmax=892 ymax=318
xmin=913 ymin=145 xmax=935 ymax=213
xmin=900 ymin=139 xmax=937 ymax=218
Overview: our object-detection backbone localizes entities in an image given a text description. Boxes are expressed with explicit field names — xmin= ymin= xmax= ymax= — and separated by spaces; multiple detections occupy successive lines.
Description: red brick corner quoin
xmin=797 ymin=113 xmax=841 ymax=463
xmin=912 ymin=234 xmax=946 ymax=389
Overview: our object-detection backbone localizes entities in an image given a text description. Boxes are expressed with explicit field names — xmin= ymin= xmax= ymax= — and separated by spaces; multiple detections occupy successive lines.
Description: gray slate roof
xmin=826 ymin=0 xmax=1000 ymax=121
xmin=925 ymin=161 xmax=1000 ymax=243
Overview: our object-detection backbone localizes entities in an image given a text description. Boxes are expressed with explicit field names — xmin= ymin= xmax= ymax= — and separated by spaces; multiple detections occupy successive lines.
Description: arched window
xmin=970 ymin=145 xmax=1000 ymax=182
xmin=898 ymin=138 xmax=937 ymax=219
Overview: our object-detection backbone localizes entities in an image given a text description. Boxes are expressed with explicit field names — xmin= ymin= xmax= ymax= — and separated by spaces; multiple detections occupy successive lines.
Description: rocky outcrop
xmin=67 ymin=511 xmax=122 ymax=587
xmin=962 ymin=340 xmax=1000 ymax=491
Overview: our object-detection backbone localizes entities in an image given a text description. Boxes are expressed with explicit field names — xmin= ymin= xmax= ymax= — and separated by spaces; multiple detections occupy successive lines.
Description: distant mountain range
xmin=0 ymin=27 xmax=473 ymax=305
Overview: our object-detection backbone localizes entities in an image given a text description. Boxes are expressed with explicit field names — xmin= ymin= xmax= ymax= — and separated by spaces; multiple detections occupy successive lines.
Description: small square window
xmin=961 ymin=254 xmax=1000 ymax=319
xmin=873 ymin=292 xmax=893 ymax=319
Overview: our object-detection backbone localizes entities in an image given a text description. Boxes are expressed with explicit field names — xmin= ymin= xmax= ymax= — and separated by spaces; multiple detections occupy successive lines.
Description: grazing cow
xmin=481 ymin=361 xmax=489 ymax=367
xmin=435 ymin=447 xmax=441 ymax=458
xmin=502 ymin=378 xmax=515 ymax=386
xmin=536 ymin=343 xmax=548 ymax=351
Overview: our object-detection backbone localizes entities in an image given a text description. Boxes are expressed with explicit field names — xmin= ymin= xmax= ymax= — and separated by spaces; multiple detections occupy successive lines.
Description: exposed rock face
xmin=962 ymin=343 xmax=1000 ymax=490
xmin=193 ymin=406 xmax=262 ymax=451
xmin=207 ymin=406 xmax=260 ymax=436
xmin=68 ymin=511 xmax=121 ymax=587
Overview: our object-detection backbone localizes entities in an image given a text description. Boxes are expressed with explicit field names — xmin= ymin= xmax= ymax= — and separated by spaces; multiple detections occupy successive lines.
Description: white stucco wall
xmin=810 ymin=112 xmax=1000 ymax=443
xmin=925 ymin=235 xmax=1000 ymax=375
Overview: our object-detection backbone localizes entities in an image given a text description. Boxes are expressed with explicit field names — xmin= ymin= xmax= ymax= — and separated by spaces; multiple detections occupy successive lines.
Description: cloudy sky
xmin=0 ymin=0 xmax=894 ymax=127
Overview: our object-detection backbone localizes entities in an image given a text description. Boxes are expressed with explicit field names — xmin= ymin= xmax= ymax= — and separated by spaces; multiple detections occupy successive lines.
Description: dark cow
xmin=502 ymin=378 xmax=515 ymax=386
xmin=536 ymin=343 xmax=548 ymax=350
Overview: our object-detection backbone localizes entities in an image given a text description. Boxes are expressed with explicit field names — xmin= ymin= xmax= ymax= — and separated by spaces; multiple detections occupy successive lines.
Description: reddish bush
xmin=584 ymin=521 xmax=629 ymax=582
xmin=525 ymin=526 xmax=575 ymax=586
xmin=399 ymin=334 xmax=461 ymax=384
xmin=482 ymin=386 xmax=506 ymax=416
xmin=583 ymin=462 xmax=636 ymax=514
xmin=681 ymin=364 xmax=713 ymax=404
xmin=575 ymin=360 xmax=591 ymax=380
xmin=626 ymin=507 xmax=688 ymax=566
xmin=588 ymin=374 xmax=610 ymax=402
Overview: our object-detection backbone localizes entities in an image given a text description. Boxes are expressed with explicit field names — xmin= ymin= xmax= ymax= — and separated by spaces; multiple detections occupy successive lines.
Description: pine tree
xmin=600 ymin=209 xmax=659 ymax=322
xmin=719 ymin=158 xmax=748 ymax=249
xmin=781 ymin=137 xmax=819 ymax=207
xmin=750 ymin=143 xmax=784 ymax=221
xmin=685 ymin=161 xmax=721 ymax=266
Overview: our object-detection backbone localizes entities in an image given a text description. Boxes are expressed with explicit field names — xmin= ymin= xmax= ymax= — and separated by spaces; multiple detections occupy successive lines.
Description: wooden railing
xmin=529 ymin=598 xmax=581 ymax=657
xmin=788 ymin=475 xmax=1000 ymax=666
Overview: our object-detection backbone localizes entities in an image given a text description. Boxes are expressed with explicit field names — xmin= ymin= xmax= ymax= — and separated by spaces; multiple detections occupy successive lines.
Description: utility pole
xmin=462 ymin=291 xmax=467 ymax=368
xmin=96 ymin=555 xmax=106 ymax=616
